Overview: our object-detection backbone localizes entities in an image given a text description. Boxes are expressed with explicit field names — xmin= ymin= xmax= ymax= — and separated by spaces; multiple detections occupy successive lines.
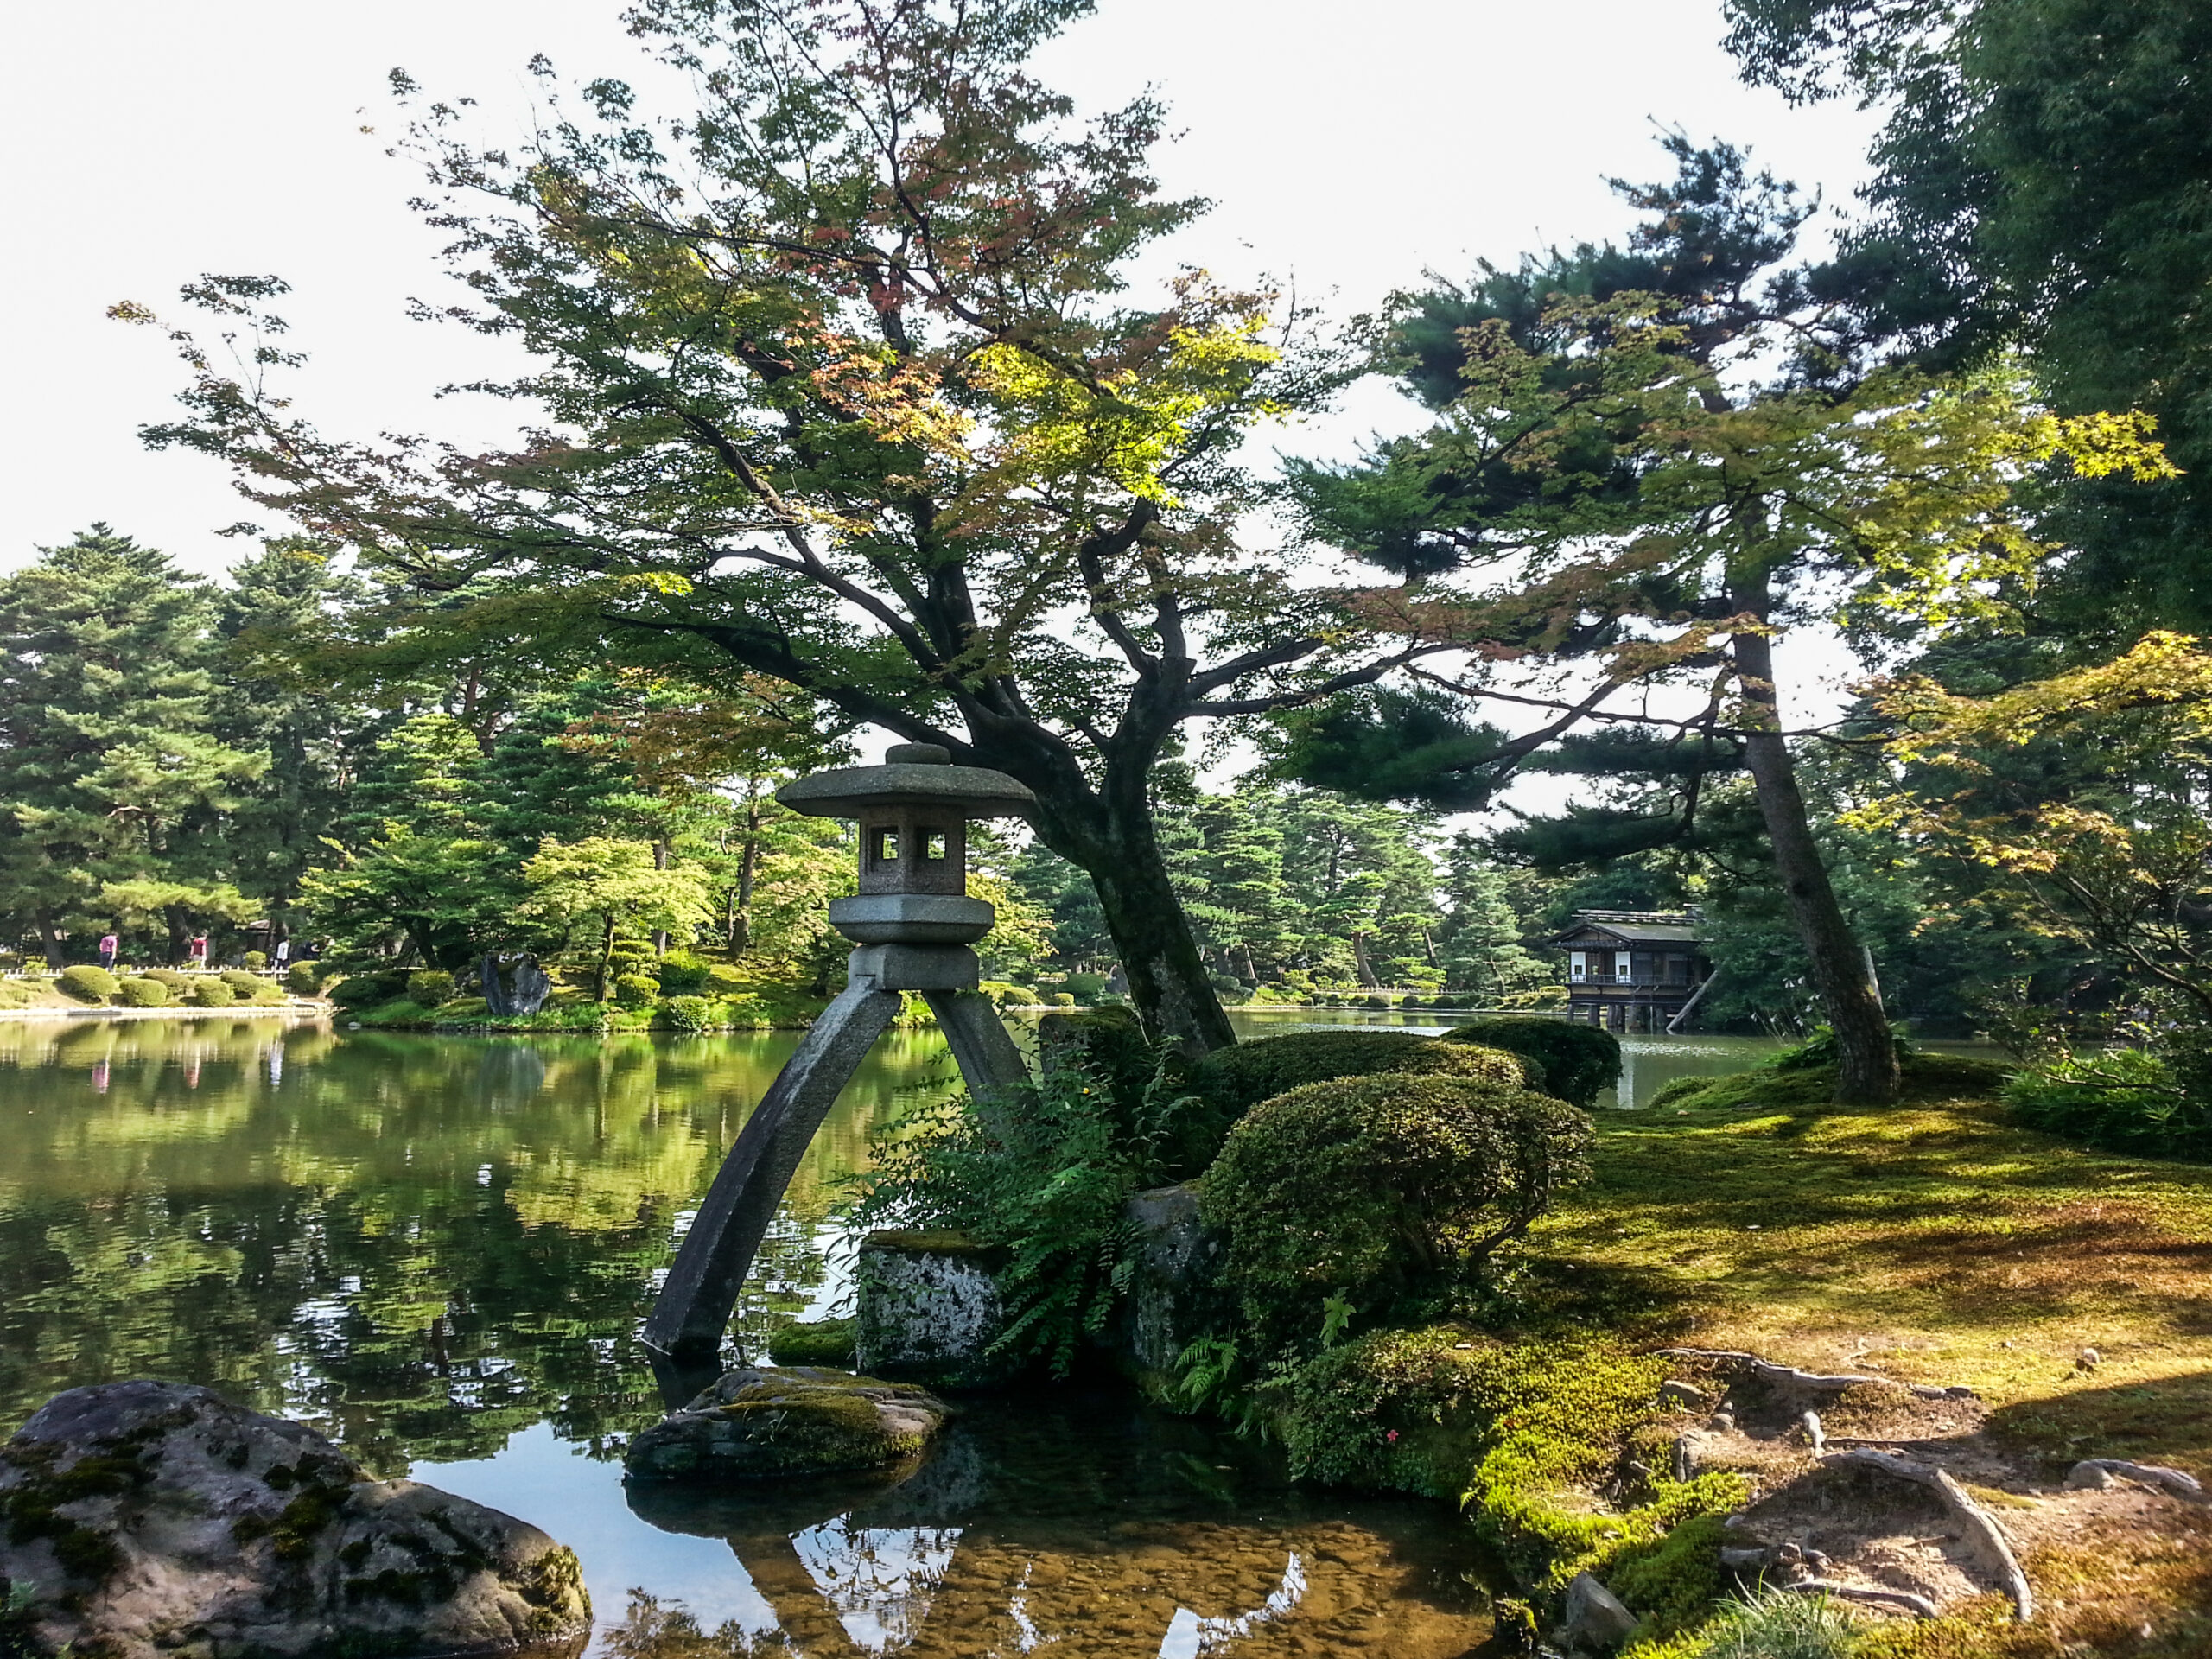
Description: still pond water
xmin=0 ymin=1012 xmax=1789 ymax=1657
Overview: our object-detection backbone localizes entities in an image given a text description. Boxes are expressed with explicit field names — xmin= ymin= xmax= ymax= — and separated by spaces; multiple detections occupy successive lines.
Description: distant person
xmin=98 ymin=931 xmax=118 ymax=972
xmin=273 ymin=938 xmax=290 ymax=969
xmin=188 ymin=935 xmax=208 ymax=968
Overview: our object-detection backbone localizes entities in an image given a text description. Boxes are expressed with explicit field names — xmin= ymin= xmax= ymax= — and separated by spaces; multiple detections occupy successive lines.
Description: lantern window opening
xmin=871 ymin=828 xmax=900 ymax=867
xmin=919 ymin=828 xmax=949 ymax=862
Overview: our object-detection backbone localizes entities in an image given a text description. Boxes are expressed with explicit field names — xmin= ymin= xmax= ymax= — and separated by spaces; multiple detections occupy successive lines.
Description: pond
xmin=0 ymin=1013 xmax=1536 ymax=1658
xmin=0 ymin=1010 xmax=1822 ymax=1653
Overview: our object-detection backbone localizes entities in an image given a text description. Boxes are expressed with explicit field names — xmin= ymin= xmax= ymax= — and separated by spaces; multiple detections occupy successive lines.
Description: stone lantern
xmin=644 ymin=742 xmax=1035 ymax=1361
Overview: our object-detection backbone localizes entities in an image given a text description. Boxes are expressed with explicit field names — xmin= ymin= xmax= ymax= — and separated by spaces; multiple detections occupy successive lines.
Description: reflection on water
xmin=604 ymin=1387 xmax=1491 ymax=1658
xmin=0 ymin=1015 xmax=1496 ymax=1656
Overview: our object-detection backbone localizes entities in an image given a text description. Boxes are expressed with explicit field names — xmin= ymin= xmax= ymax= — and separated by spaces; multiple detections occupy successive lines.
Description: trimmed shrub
xmin=1443 ymin=1018 xmax=1621 ymax=1109
xmin=655 ymin=950 xmax=711 ymax=995
xmin=329 ymin=971 xmax=408 ymax=1010
xmin=141 ymin=968 xmax=194 ymax=993
xmin=243 ymin=950 xmax=268 ymax=970
xmin=405 ymin=969 xmax=454 ymax=1006
xmin=1363 ymin=993 xmax=1390 ymax=1010
xmin=116 ymin=976 xmax=171 ymax=1007
xmin=1201 ymin=1074 xmax=1593 ymax=1338
xmin=615 ymin=972 xmax=661 ymax=1008
xmin=188 ymin=976 xmax=238 ymax=1007
xmin=768 ymin=1317 xmax=858 ymax=1368
xmin=57 ymin=965 xmax=121 ymax=1004
xmin=2005 ymin=1047 xmax=2212 ymax=1157
xmin=286 ymin=963 xmax=324 ymax=996
xmin=1050 ymin=991 xmax=1077 ymax=1007
xmin=1064 ymin=972 xmax=1109 ymax=1004
xmin=1195 ymin=1030 xmax=1527 ymax=1118
xmin=663 ymin=995 xmax=714 ymax=1032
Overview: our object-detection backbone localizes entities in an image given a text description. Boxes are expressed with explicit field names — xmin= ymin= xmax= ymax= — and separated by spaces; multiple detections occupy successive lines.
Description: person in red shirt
xmin=98 ymin=932 xmax=118 ymax=972
xmin=188 ymin=935 xmax=208 ymax=967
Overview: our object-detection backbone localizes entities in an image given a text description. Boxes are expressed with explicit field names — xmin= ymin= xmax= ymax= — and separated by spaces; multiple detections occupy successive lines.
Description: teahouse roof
xmin=1548 ymin=909 xmax=1703 ymax=948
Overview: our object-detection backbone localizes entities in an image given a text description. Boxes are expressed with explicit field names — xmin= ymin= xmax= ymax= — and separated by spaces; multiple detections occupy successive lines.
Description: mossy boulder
xmin=0 ymin=1379 xmax=590 ymax=1659
xmin=853 ymin=1231 xmax=1012 ymax=1389
xmin=625 ymin=1366 xmax=949 ymax=1481
xmin=768 ymin=1317 xmax=859 ymax=1368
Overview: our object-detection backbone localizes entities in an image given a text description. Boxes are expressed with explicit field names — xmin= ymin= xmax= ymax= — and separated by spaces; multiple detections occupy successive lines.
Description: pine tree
xmin=0 ymin=527 xmax=265 ymax=964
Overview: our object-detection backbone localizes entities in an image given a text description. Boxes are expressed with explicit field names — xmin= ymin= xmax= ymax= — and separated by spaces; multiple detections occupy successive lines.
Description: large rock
xmin=853 ymin=1230 xmax=1010 ymax=1389
xmin=1114 ymin=1183 xmax=1225 ymax=1397
xmin=626 ymin=1366 xmax=950 ymax=1481
xmin=0 ymin=1379 xmax=588 ymax=1659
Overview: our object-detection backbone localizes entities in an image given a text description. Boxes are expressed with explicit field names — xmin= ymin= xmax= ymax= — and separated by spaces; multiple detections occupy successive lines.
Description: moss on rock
xmin=768 ymin=1317 xmax=859 ymax=1368
xmin=624 ymin=1366 xmax=950 ymax=1481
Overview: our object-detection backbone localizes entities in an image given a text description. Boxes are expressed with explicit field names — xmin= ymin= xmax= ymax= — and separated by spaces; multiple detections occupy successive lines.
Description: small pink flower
xmin=1386 ymin=1430 xmax=1399 ymax=1444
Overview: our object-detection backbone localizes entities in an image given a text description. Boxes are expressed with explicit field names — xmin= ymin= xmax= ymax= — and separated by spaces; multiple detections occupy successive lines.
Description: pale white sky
xmin=1 ymin=0 xmax=1879 ymax=759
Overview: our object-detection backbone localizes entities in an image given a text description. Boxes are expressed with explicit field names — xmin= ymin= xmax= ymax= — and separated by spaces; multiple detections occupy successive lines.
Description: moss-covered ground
xmin=1518 ymin=1050 xmax=2212 ymax=1656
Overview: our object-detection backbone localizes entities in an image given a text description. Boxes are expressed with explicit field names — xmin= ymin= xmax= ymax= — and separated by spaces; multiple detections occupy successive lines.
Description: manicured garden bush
xmin=1194 ymin=1029 xmax=1527 ymax=1117
xmin=328 ymin=971 xmax=409 ymax=1010
xmin=663 ymin=995 xmax=713 ymax=1032
xmin=188 ymin=976 xmax=238 ymax=1007
xmin=1050 ymin=991 xmax=1076 ymax=1007
xmin=1064 ymin=972 xmax=1109 ymax=1003
xmin=116 ymin=977 xmax=170 ymax=1007
xmin=2004 ymin=1046 xmax=2212 ymax=1158
xmin=615 ymin=972 xmax=661 ymax=1008
xmin=140 ymin=968 xmax=194 ymax=993
xmin=1201 ymin=1074 xmax=1592 ymax=1338
xmin=1444 ymin=1017 xmax=1621 ymax=1109
xmin=243 ymin=950 xmax=268 ymax=970
xmin=405 ymin=969 xmax=454 ymax=1006
xmin=654 ymin=950 xmax=711 ymax=994
xmin=286 ymin=962 xmax=324 ymax=996
xmin=56 ymin=964 xmax=120 ymax=1004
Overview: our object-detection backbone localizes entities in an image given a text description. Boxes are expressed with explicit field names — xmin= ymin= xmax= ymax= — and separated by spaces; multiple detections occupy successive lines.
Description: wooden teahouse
xmin=1550 ymin=909 xmax=1713 ymax=1032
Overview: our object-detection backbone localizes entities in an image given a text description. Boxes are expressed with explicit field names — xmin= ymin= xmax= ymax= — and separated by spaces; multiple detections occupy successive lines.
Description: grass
xmin=1526 ymin=1051 xmax=2212 ymax=1658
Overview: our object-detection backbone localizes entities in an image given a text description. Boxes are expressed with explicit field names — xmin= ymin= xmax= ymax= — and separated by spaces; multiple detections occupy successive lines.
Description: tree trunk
xmin=652 ymin=840 xmax=671 ymax=956
xmin=1353 ymin=931 xmax=1379 ymax=988
xmin=1729 ymin=580 xmax=1898 ymax=1106
xmin=1019 ymin=766 xmax=1233 ymax=1056
xmin=598 ymin=912 xmax=617 ymax=1002
xmin=34 ymin=911 xmax=65 ymax=971
xmin=732 ymin=791 xmax=762 ymax=955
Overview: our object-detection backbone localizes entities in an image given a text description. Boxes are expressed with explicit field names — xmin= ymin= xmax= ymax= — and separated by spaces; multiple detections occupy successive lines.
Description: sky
xmin=0 ymin=0 xmax=1881 ymax=753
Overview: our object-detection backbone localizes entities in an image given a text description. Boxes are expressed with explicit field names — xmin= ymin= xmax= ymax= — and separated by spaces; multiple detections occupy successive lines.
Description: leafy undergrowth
xmin=1521 ymin=1053 xmax=2212 ymax=1656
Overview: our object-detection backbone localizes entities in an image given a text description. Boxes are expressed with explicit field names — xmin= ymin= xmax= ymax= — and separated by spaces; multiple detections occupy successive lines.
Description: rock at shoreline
xmin=854 ymin=1231 xmax=1011 ymax=1389
xmin=626 ymin=1366 xmax=950 ymax=1482
xmin=0 ymin=1379 xmax=588 ymax=1659
xmin=1116 ymin=1183 xmax=1226 ymax=1397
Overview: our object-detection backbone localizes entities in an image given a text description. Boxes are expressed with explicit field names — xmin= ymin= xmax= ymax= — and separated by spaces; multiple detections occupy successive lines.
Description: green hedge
xmin=329 ymin=971 xmax=409 ymax=1010
xmin=57 ymin=965 xmax=120 ymax=1004
xmin=655 ymin=951 xmax=711 ymax=994
xmin=1195 ymin=1029 xmax=1528 ymax=1117
xmin=140 ymin=969 xmax=194 ymax=993
xmin=286 ymin=963 xmax=324 ymax=996
xmin=188 ymin=977 xmax=238 ymax=1007
xmin=116 ymin=977 xmax=170 ymax=1007
xmin=1443 ymin=1018 xmax=1620 ymax=1109
xmin=1201 ymin=1074 xmax=1593 ymax=1340
xmin=614 ymin=972 xmax=661 ymax=1008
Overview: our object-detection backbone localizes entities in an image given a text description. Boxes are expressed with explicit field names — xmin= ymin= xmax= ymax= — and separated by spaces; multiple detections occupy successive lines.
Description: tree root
xmin=1652 ymin=1347 xmax=1977 ymax=1401
xmin=1787 ymin=1579 xmax=1938 ymax=1618
xmin=1821 ymin=1448 xmax=2033 ymax=1621
xmin=2064 ymin=1459 xmax=2204 ymax=1501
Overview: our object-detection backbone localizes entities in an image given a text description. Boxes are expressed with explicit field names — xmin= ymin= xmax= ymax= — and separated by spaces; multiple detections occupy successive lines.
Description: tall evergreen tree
xmin=0 ymin=528 xmax=265 ymax=964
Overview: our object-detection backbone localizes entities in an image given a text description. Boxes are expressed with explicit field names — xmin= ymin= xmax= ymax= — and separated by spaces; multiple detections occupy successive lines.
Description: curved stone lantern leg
xmin=642 ymin=743 xmax=1037 ymax=1363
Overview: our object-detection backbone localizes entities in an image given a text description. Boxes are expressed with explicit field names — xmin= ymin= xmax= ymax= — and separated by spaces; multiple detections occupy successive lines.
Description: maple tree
xmin=118 ymin=0 xmax=1445 ymax=1052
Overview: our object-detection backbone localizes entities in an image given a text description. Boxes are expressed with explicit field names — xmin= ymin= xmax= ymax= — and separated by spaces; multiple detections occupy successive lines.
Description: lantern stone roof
xmin=1548 ymin=909 xmax=1704 ymax=948
xmin=776 ymin=742 xmax=1036 ymax=821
